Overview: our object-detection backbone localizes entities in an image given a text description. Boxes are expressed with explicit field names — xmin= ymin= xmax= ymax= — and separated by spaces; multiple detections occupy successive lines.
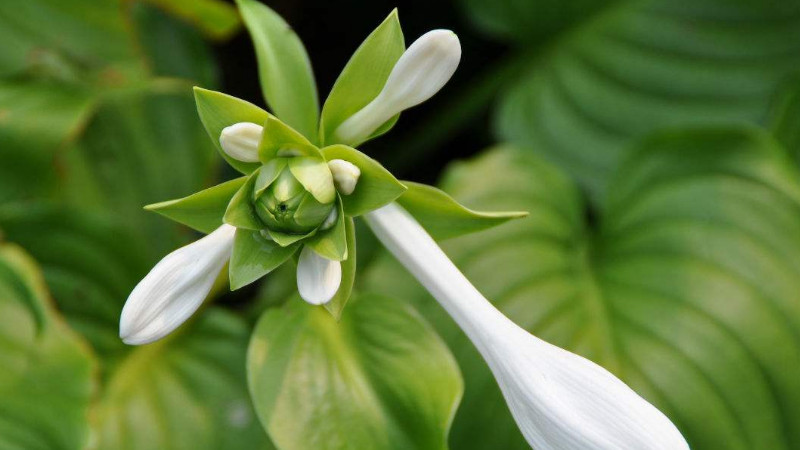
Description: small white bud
xmin=334 ymin=30 xmax=461 ymax=145
xmin=320 ymin=207 xmax=338 ymax=230
xmin=327 ymin=159 xmax=361 ymax=195
xmin=296 ymin=246 xmax=341 ymax=305
xmin=220 ymin=122 xmax=263 ymax=162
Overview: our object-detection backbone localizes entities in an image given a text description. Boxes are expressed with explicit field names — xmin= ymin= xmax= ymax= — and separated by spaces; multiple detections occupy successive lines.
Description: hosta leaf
xmin=320 ymin=145 xmax=406 ymax=216
xmin=397 ymin=180 xmax=527 ymax=240
xmin=247 ymin=293 xmax=462 ymax=450
xmin=0 ymin=243 xmax=94 ymax=450
xmin=139 ymin=0 xmax=241 ymax=40
xmin=236 ymin=0 xmax=319 ymax=142
xmin=230 ymin=229 xmax=297 ymax=290
xmin=146 ymin=177 xmax=247 ymax=234
xmin=322 ymin=217 xmax=355 ymax=320
xmin=194 ymin=87 xmax=270 ymax=175
xmin=364 ymin=135 xmax=800 ymax=450
xmin=495 ymin=0 xmax=800 ymax=199
xmin=769 ymin=79 xmax=800 ymax=165
xmin=93 ymin=309 xmax=273 ymax=450
xmin=320 ymin=9 xmax=405 ymax=145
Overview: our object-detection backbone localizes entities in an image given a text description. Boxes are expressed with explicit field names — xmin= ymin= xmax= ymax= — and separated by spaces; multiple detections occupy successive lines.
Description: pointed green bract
xmin=266 ymin=228 xmax=315 ymax=247
xmin=237 ymin=0 xmax=319 ymax=143
xmin=194 ymin=87 xmax=269 ymax=174
xmin=320 ymin=9 xmax=405 ymax=146
xmin=323 ymin=217 xmax=356 ymax=320
xmin=288 ymin=156 xmax=336 ymax=204
xmin=224 ymin=170 xmax=262 ymax=230
xmin=145 ymin=177 xmax=247 ymax=233
xmin=230 ymin=229 xmax=298 ymax=290
xmin=258 ymin=116 xmax=321 ymax=162
xmin=254 ymin=158 xmax=288 ymax=197
xmin=306 ymin=198 xmax=347 ymax=261
xmin=247 ymin=293 xmax=462 ymax=450
xmin=397 ymin=181 xmax=527 ymax=240
xmin=320 ymin=145 xmax=406 ymax=216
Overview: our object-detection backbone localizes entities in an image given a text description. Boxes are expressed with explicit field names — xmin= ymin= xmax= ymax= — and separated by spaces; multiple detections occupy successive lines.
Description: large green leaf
xmin=770 ymin=79 xmax=800 ymax=165
xmin=247 ymin=294 xmax=462 ymax=450
xmin=494 ymin=0 xmax=800 ymax=199
xmin=236 ymin=0 xmax=319 ymax=142
xmin=92 ymin=309 xmax=273 ymax=450
xmin=0 ymin=243 xmax=95 ymax=450
xmin=364 ymin=135 xmax=800 ymax=450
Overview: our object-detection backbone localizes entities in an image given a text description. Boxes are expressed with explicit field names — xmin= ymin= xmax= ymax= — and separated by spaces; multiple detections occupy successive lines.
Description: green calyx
xmin=252 ymin=158 xmax=335 ymax=235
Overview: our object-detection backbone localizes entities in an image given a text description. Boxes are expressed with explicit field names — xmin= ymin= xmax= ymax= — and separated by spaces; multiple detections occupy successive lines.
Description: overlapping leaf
xmin=364 ymin=135 xmax=800 ymax=450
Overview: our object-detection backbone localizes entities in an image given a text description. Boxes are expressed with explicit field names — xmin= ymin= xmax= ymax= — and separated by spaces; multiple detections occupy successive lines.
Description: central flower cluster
xmin=252 ymin=157 xmax=335 ymax=235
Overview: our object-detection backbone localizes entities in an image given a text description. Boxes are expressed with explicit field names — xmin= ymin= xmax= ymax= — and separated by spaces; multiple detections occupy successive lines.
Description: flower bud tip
xmin=328 ymin=159 xmax=361 ymax=195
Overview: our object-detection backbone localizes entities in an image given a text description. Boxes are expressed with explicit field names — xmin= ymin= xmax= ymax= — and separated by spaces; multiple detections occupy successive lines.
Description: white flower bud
xmin=365 ymin=203 xmax=689 ymax=450
xmin=320 ymin=207 xmax=338 ymax=230
xmin=296 ymin=246 xmax=341 ymax=305
xmin=327 ymin=159 xmax=361 ymax=195
xmin=119 ymin=225 xmax=236 ymax=345
xmin=220 ymin=122 xmax=263 ymax=162
xmin=334 ymin=30 xmax=461 ymax=145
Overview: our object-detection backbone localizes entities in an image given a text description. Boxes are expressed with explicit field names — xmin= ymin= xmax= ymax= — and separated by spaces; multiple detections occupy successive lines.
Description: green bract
xmin=146 ymin=6 xmax=525 ymax=317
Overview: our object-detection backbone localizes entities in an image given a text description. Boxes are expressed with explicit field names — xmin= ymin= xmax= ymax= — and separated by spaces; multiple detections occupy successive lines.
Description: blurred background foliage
xmin=1 ymin=0 xmax=799 ymax=449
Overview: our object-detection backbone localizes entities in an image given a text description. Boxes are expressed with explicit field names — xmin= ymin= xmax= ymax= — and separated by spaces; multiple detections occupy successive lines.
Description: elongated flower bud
xmin=327 ymin=159 xmax=361 ymax=195
xmin=334 ymin=30 xmax=461 ymax=145
xmin=220 ymin=122 xmax=263 ymax=162
xmin=119 ymin=224 xmax=236 ymax=345
xmin=296 ymin=246 xmax=341 ymax=305
xmin=365 ymin=203 xmax=689 ymax=450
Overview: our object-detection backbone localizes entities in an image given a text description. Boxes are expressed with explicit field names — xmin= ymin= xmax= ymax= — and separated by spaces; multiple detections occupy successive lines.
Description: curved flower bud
xmin=253 ymin=158 xmax=336 ymax=235
xmin=334 ymin=29 xmax=461 ymax=145
xmin=327 ymin=159 xmax=361 ymax=195
xmin=220 ymin=122 xmax=263 ymax=162
xmin=364 ymin=203 xmax=688 ymax=450
xmin=296 ymin=246 xmax=341 ymax=305
xmin=119 ymin=224 xmax=236 ymax=345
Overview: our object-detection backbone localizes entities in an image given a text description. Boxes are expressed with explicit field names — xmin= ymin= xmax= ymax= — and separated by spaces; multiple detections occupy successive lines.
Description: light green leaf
xmin=320 ymin=9 xmax=405 ymax=145
xmin=225 ymin=170 xmax=263 ymax=230
xmin=306 ymin=198 xmax=347 ymax=261
xmin=320 ymin=145 xmax=406 ymax=216
xmin=93 ymin=309 xmax=274 ymax=450
xmin=140 ymin=0 xmax=241 ymax=40
xmin=247 ymin=293 xmax=462 ymax=450
xmin=230 ymin=229 xmax=297 ymax=290
xmin=0 ymin=243 xmax=95 ymax=450
xmin=236 ymin=0 xmax=319 ymax=142
xmin=146 ymin=177 xmax=246 ymax=233
xmin=258 ymin=116 xmax=321 ymax=162
xmin=365 ymin=137 xmax=800 ymax=450
xmin=254 ymin=158 xmax=288 ymax=197
xmin=194 ymin=87 xmax=270 ymax=174
xmin=288 ymin=156 xmax=336 ymax=204
xmin=323 ymin=217 xmax=355 ymax=320
xmin=397 ymin=180 xmax=527 ymax=240
xmin=265 ymin=229 xmax=313 ymax=247
xmin=494 ymin=0 xmax=800 ymax=200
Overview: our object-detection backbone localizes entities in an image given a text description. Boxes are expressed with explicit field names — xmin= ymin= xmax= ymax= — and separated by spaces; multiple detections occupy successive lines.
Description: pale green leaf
xmin=320 ymin=145 xmax=406 ymax=216
xmin=320 ymin=9 xmax=405 ymax=145
xmin=230 ymin=229 xmax=297 ymax=290
xmin=247 ymin=293 xmax=462 ymax=450
xmin=236 ymin=0 xmax=319 ymax=142
xmin=397 ymin=180 xmax=527 ymax=240
xmin=288 ymin=156 xmax=336 ymax=204
xmin=146 ymin=177 xmax=246 ymax=233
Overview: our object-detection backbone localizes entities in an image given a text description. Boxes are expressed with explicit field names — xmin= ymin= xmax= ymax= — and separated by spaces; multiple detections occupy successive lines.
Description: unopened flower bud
xmin=220 ymin=122 xmax=263 ymax=162
xmin=327 ymin=159 xmax=361 ymax=195
xmin=334 ymin=30 xmax=461 ymax=145
xmin=320 ymin=207 xmax=338 ymax=230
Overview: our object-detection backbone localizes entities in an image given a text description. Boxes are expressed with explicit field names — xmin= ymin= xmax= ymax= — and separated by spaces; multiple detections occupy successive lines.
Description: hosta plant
xmin=119 ymin=1 xmax=689 ymax=448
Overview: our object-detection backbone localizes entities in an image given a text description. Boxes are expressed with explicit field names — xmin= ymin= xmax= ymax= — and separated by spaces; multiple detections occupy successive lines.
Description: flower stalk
xmin=364 ymin=203 xmax=689 ymax=450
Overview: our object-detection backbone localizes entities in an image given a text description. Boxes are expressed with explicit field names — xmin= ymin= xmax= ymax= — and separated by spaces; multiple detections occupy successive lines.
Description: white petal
xmin=219 ymin=122 xmax=263 ymax=162
xmin=296 ymin=246 xmax=341 ymax=305
xmin=334 ymin=30 xmax=461 ymax=145
xmin=119 ymin=225 xmax=236 ymax=345
xmin=364 ymin=203 xmax=689 ymax=450
xmin=327 ymin=159 xmax=361 ymax=195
